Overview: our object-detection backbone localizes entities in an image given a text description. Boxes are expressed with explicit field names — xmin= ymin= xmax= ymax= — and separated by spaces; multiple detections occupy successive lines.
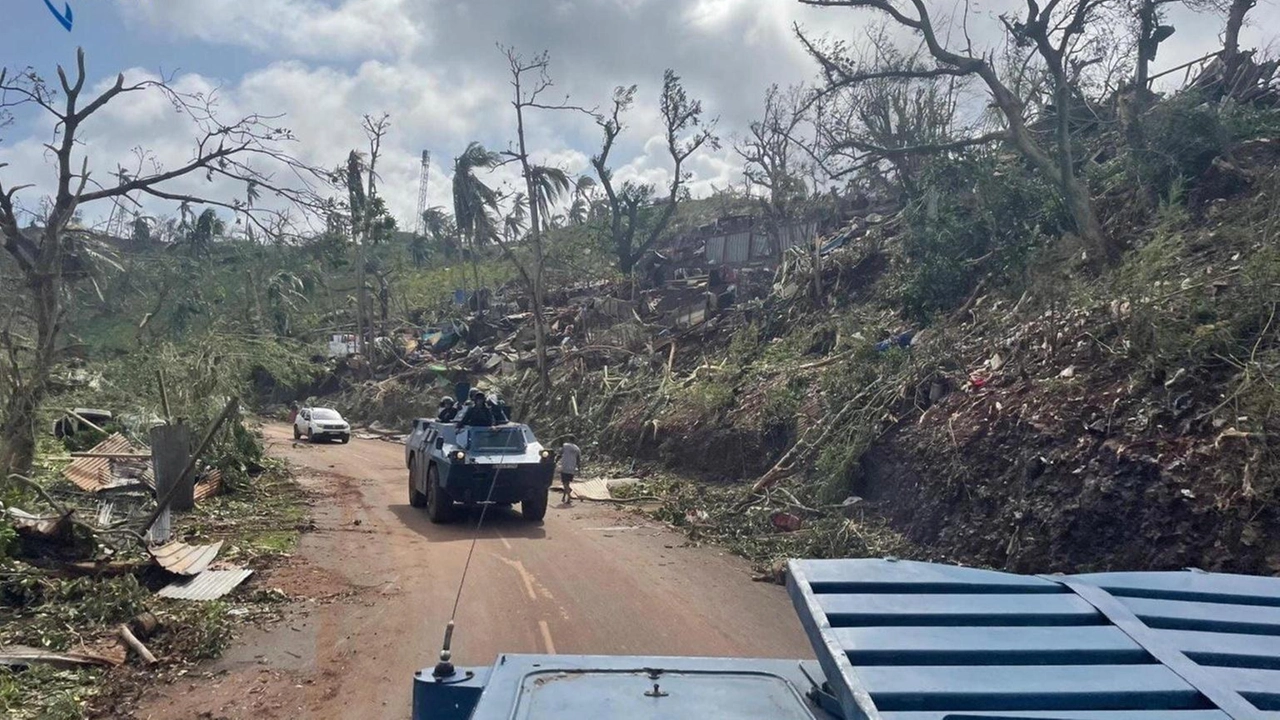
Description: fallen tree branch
xmin=118 ymin=624 xmax=157 ymax=665
xmin=64 ymin=409 xmax=108 ymax=435
xmin=7 ymin=473 xmax=70 ymax=516
xmin=747 ymin=387 xmax=872 ymax=497
xmin=795 ymin=351 xmax=854 ymax=372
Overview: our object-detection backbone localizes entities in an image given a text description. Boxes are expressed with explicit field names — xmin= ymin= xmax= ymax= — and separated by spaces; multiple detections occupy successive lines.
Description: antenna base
xmin=432 ymin=659 xmax=456 ymax=679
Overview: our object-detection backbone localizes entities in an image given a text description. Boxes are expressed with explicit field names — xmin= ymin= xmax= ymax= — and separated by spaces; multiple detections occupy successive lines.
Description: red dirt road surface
xmin=134 ymin=424 xmax=812 ymax=719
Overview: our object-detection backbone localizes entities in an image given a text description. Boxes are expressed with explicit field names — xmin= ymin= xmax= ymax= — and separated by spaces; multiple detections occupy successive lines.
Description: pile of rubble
xmin=2 ymin=402 xmax=256 ymax=673
xmin=364 ymin=203 xmax=906 ymax=399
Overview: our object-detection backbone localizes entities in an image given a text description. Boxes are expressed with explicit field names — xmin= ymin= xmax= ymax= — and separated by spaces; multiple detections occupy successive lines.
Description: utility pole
xmin=415 ymin=150 xmax=431 ymax=237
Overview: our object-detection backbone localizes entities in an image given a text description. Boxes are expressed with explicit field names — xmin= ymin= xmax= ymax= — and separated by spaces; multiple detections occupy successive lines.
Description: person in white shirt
xmin=559 ymin=435 xmax=581 ymax=505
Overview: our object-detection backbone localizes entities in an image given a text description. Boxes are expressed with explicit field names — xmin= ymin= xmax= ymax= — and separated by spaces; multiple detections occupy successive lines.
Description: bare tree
xmin=822 ymin=39 xmax=965 ymax=193
xmin=1131 ymin=0 xmax=1177 ymax=90
xmin=594 ymin=72 xmax=719 ymax=274
xmin=799 ymin=0 xmax=1121 ymax=263
xmin=590 ymin=85 xmax=644 ymax=271
xmin=1222 ymin=0 xmax=1256 ymax=60
xmin=736 ymin=84 xmax=814 ymax=254
xmin=345 ymin=112 xmax=390 ymax=355
xmin=494 ymin=47 xmax=592 ymax=389
xmin=0 ymin=49 xmax=322 ymax=481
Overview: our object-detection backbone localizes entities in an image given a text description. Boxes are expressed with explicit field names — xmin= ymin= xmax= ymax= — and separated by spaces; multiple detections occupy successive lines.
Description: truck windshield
xmin=312 ymin=409 xmax=341 ymax=421
xmin=467 ymin=427 xmax=526 ymax=453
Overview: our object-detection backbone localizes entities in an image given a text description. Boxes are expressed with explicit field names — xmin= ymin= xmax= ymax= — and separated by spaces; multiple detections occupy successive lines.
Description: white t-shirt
xmin=560 ymin=443 xmax=581 ymax=475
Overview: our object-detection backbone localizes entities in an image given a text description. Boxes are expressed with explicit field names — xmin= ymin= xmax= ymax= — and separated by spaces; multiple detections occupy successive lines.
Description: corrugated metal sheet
xmin=699 ymin=223 xmax=818 ymax=266
xmin=723 ymin=230 xmax=752 ymax=264
xmin=705 ymin=235 xmax=726 ymax=264
xmin=787 ymin=558 xmax=1280 ymax=720
xmin=147 ymin=507 xmax=171 ymax=544
xmin=158 ymin=568 xmax=252 ymax=601
xmin=150 ymin=540 xmax=224 ymax=576
xmin=62 ymin=433 xmax=152 ymax=492
xmin=193 ymin=468 xmax=223 ymax=502
xmin=779 ymin=222 xmax=818 ymax=254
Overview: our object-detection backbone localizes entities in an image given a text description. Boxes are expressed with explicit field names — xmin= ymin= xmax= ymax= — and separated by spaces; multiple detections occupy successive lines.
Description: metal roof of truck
xmin=787 ymin=558 xmax=1280 ymax=720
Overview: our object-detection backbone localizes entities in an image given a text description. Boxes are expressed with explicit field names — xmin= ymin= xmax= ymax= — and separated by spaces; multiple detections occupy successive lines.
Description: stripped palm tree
xmin=409 ymin=234 xmax=430 ymax=268
xmin=504 ymin=193 xmax=529 ymax=243
xmin=266 ymin=271 xmax=307 ymax=334
xmin=421 ymin=205 xmax=458 ymax=257
xmin=568 ymin=175 xmax=596 ymax=225
xmin=528 ymin=165 xmax=571 ymax=232
xmin=452 ymin=143 xmax=502 ymax=302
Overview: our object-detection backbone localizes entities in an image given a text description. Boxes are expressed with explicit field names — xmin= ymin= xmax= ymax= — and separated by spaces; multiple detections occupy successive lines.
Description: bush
xmin=1136 ymin=93 xmax=1231 ymax=196
xmin=897 ymin=152 xmax=1066 ymax=321
xmin=687 ymin=380 xmax=735 ymax=419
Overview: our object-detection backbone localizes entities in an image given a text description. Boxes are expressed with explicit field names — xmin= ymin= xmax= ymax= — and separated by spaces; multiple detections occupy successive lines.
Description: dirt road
xmin=135 ymin=424 xmax=811 ymax=719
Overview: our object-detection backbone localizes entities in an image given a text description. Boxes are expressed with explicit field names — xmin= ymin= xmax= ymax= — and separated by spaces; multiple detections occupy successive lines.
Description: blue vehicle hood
xmin=414 ymin=558 xmax=1280 ymax=720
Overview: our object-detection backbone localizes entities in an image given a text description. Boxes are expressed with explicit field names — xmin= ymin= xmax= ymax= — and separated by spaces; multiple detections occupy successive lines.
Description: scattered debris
xmin=769 ymin=511 xmax=803 ymax=532
xmin=5 ymin=505 xmax=72 ymax=542
xmin=192 ymin=468 xmax=224 ymax=502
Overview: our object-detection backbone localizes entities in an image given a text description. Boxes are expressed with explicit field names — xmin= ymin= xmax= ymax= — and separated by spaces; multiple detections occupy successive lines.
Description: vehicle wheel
xmin=522 ymin=488 xmax=548 ymax=522
xmin=408 ymin=458 xmax=427 ymax=508
xmin=339 ymin=435 xmax=350 ymax=444
xmin=292 ymin=425 xmax=301 ymax=440
xmin=426 ymin=465 xmax=455 ymax=523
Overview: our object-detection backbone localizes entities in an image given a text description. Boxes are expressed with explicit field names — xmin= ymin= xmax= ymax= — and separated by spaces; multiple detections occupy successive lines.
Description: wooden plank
xmin=151 ymin=423 xmax=193 ymax=512
xmin=1073 ymin=570 xmax=1280 ymax=609
xmin=880 ymin=707 xmax=1228 ymax=712
xmin=1125 ymin=596 xmax=1280 ymax=635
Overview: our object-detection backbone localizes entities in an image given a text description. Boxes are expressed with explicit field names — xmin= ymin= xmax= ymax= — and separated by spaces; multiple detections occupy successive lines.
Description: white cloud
xmin=5 ymin=0 xmax=1279 ymax=237
xmin=117 ymin=0 xmax=423 ymax=60
xmin=0 ymin=59 xmax=505 ymax=232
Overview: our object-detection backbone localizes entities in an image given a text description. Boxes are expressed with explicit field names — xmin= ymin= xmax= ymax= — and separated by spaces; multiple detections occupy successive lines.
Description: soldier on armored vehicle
xmin=405 ymin=395 xmax=553 ymax=523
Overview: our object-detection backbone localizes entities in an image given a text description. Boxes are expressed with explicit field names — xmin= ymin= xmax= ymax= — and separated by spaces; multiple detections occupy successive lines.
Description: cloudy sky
xmin=1 ymin=0 xmax=1274 ymax=232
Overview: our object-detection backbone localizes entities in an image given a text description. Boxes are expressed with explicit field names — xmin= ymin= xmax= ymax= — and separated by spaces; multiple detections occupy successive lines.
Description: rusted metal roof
xmin=193 ymin=468 xmax=223 ymax=502
xmin=62 ymin=433 xmax=152 ymax=492
xmin=149 ymin=540 xmax=223 ymax=576
xmin=157 ymin=568 xmax=253 ymax=601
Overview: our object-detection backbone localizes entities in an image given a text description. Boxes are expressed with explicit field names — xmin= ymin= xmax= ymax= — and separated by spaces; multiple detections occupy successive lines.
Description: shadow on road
xmin=388 ymin=503 xmax=548 ymax=541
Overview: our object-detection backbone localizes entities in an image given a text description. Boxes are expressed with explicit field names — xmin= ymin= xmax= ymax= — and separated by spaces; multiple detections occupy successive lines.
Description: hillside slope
xmin=472 ymin=139 xmax=1280 ymax=576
